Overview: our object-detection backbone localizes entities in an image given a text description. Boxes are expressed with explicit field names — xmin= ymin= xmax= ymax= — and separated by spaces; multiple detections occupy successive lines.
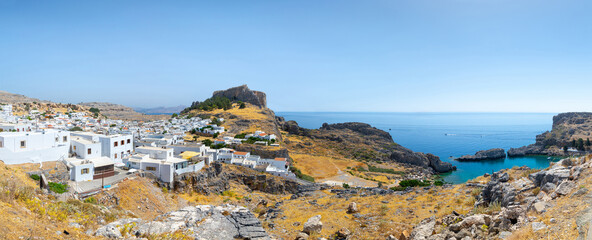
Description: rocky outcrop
xmin=456 ymin=148 xmax=506 ymax=161
xmin=389 ymin=146 xmax=456 ymax=173
xmin=476 ymin=171 xmax=517 ymax=207
xmin=174 ymin=162 xmax=303 ymax=195
xmin=212 ymin=85 xmax=267 ymax=108
xmin=509 ymin=112 xmax=592 ymax=157
xmin=528 ymin=159 xmax=573 ymax=187
xmin=319 ymin=122 xmax=393 ymax=143
xmin=95 ymin=205 xmax=270 ymax=239
xmin=277 ymin=119 xmax=456 ymax=173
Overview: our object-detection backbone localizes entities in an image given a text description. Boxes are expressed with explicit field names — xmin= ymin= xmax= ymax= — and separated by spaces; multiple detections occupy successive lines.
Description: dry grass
xmin=101 ymin=177 xmax=187 ymax=220
xmin=266 ymin=184 xmax=473 ymax=239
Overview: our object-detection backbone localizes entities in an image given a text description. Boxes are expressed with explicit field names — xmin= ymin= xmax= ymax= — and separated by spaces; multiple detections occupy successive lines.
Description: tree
xmin=587 ymin=138 xmax=591 ymax=146
xmin=202 ymin=139 xmax=212 ymax=146
xmin=172 ymin=113 xmax=178 ymax=118
xmin=563 ymin=146 xmax=569 ymax=152
xmin=69 ymin=127 xmax=83 ymax=131
xmin=576 ymin=138 xmax=585 ymax=151
xmin=212 ymin=132 xmax=219 ymax=139
xmin=239 ymin=102 xmax=246 ymax=109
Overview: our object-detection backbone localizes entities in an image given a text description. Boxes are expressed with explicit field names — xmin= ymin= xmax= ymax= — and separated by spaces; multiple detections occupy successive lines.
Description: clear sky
xmin=0 ymin=0 xmax=590 ymax=112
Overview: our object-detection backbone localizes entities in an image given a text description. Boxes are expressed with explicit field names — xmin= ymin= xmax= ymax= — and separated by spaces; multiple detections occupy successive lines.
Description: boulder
xmin=555 ymin=181 xmax=576 ymax=196
xmin=541 ymin=182 xmax=557 ymax=193
xmin=386 ymin=235 xmax=399 ymax=240
xmin=409 ymin=216 xmax=436 ymax=240
xmin=303 ymin=215 xmax=323 ymax=234
xmin=531 ymin=222 xmax=547 ymax=232
xmin=295 ymin=232 xmax=309 ymax=240
xmin=571 ymin=187 xmax=589 ymax=197
xmin=347 ymin=202 xmax=359 ymax=213
xmin=457 ymin=148 xmax=506 ymax=161
xmin=498 ymin=231 xmax=512 ymax=239
xmin=335 ymin=227 xmax=351 ymax=239
xmin=533 ymin=202 xmax=546 ymax=214
xmin=449 ymin=214 xmax=491 ymax=232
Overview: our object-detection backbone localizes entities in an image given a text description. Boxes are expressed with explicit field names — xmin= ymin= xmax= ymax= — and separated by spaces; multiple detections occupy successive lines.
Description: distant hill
xmin=134 ymin=105 xmax=186 ymax=115
xmin=0 ymin=90 xmax=49 ymax=104
xmin=80 ymin=102 xmax=170 ymax=121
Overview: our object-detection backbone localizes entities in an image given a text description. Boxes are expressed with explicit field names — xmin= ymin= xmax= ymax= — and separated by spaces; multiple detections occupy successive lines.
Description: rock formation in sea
xmin=456 ymin=148 xmax=506 ymax=161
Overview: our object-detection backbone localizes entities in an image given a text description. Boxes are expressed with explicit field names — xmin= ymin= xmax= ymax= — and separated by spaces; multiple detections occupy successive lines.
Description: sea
xmin=276 ymin=112 xmax=562 ymax=184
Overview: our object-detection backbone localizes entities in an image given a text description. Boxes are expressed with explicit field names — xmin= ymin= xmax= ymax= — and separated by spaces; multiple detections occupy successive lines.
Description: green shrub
xmin=48 ymin=182 xmax=68 ymax=194
xmin=434 ymin=180 xmax=444 ymax=186
xmin=30 ymin=174 xmax=40 ymax=181
xmin=399 ymin=179 xmax=431 ymax=188
xmin=367 ymin=165 xmax=405 ymax=175
xmin=84 ymin=197 xmax=97 ymax=204
xmin=342 ymin=183 xmax=350 ymax=189
xmin=390 ymin=186 xmax=407 ymax=191
xmin=290 ymin=166 xmax=315 ymax=182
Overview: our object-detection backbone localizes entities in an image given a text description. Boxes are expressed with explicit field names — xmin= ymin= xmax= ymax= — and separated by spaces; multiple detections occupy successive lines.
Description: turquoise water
xmin=276 ymin=112 xmax=562 ymax=184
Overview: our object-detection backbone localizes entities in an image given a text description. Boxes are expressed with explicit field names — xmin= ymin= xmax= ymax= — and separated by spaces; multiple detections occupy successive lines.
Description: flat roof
xmin=90 ymin=157 xmax=115 ymax=167
xmin=137 ymin=146 xmax=170 ymax=151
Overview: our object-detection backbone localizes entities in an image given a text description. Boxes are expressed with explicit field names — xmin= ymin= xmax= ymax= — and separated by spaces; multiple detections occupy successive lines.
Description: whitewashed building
xmin=71 ymin=132 xmax=133 ymax=163
xmin=0 ymin=130 xmax=70 ymax=164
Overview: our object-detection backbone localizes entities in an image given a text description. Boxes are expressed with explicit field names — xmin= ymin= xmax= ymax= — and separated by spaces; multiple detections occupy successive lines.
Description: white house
xmin=71 ymin=132 xmax=133 ymax=163
xmin=127 ymin=146 xmax=193 ymax=185
xmin=0 ymin=123 xmax=32 ymax=132
xmin=70 ymin=136 xmax=102 ymax=159
xmin=0 ymin=130 xmax=70 ymax=164
xmin=65 ymin=156 xmax=115 ymax=182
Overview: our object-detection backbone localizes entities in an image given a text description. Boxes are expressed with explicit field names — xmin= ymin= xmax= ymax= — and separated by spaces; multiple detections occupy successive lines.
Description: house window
xmin=63 ymin=136 xmax=68 ymax=142
xmin=114 ymin=153 xmax=118 ymax=159
xmin=88 ymin=148 xmax=92 ymax=154
xmin=55 ymin=137 xmax=59 ymax=142
xmin=81 ymin=168 xmax=89 ymax=174
xmin=20 ymin=140 xmax=26 ymax=148
xmin=73 ymin=145 xmax=77 ymax=151
xmin=127 ymin=139 xmax=131 ymax=144
xmin=121 ymin=140 xmax=124 ymax=145
xmin=0 ymin=141 xmax=3 ymax=148
xmin=114 ymin=142 xmax=118 ymax=147
xmin=146 ymin=166 xmax=156 ymax=171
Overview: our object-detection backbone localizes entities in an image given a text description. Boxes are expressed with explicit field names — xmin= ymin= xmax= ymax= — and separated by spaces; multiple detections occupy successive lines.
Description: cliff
xmin=212 ymin=84 xmax=267 ymax=108
xmin=508 ymin=112 xmax=592 ymax=157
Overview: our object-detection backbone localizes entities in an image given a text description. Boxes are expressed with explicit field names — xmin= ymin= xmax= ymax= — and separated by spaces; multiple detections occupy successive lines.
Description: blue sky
xmin=0 ymin=0 xmax=590 ymax=112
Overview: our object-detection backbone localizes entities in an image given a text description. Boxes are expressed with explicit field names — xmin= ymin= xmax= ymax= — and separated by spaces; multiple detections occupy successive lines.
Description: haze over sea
xmin=277 ymin=112 xmax=562 ymax=184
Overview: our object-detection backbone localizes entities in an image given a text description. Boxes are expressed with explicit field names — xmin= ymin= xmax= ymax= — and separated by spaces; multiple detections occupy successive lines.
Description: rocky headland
xmin=277 ymin=119 xmax=456 ymax=173
xmin=457 ymin=148 xmax=506 ymax=161
xmin=508 ymin=112 xmax=592 ymax=157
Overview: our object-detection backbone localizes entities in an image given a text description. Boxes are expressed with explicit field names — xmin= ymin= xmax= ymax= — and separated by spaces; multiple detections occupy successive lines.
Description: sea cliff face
xmin=508 ymin=112 xmax=592 ymax=157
